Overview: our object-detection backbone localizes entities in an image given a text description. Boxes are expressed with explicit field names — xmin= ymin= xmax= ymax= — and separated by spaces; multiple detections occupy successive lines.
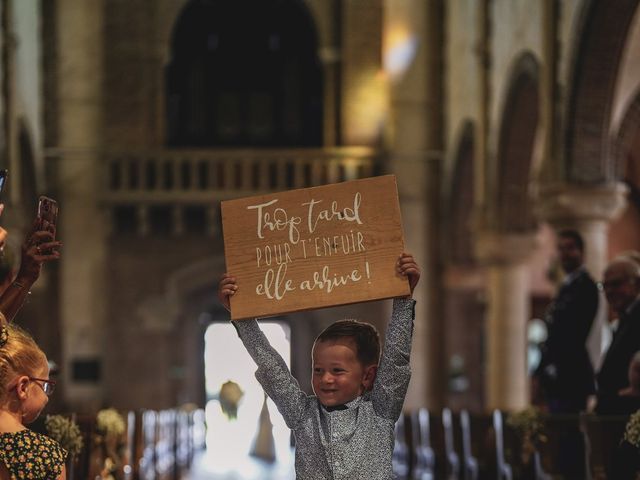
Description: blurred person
xmin=617 ymin=351 xmax=640 ymax=404
xmin=533 ymin=229 xmax=598 ymax=413
xmin=597 ymin=252 xmax=640 ymax=368
xmin=605 ymin=352 xmax=640 ymax=479
xmin=595 ymin=257 xmax=640 ymax=415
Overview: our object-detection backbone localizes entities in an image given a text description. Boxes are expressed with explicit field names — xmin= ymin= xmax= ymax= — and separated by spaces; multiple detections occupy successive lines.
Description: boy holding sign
xmin=218 ymin=252 xmax=420 ymax=480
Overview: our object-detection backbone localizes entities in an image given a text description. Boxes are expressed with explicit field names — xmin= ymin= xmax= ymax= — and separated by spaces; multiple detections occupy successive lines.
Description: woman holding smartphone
xmin=0 ymin=194 xmax=62 ymax=321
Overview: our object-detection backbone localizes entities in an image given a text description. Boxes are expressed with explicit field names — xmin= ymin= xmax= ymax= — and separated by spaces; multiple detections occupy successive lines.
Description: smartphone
xmin=0 ymin=169 xmax=7 ymax=195
xmin=37 ymin=195 xmax=59 ymax=237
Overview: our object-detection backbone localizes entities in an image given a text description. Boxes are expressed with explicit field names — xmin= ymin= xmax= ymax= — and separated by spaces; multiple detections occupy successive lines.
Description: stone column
xmin=1 ymin=0 xmax=20 ymax=203
xmin=385 ymin=0 xmax=444 ymax=409
xmin=476 ymin=231 xmax=536 ymax=410
xmin=394 ymin=155 xmax=442 ymax=411
xmin=536 ymin=182 xmax=628 ymax=367
xmin=56 ymin=0 xmax=106 ymax=411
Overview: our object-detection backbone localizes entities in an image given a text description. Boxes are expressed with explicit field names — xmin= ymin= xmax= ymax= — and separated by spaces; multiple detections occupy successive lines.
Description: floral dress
xmin=0 ymin=429 xmax=67 ymax=479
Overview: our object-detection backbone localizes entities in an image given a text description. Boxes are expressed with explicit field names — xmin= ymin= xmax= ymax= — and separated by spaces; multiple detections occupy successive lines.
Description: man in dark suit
xmin=534 ymin=229 xmax=599 ymax=413
xmin=596 ymin=257 xmax=640 ymax=415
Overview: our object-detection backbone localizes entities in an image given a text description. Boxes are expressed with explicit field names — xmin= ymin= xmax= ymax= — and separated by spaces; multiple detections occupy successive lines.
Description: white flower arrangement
xmin=44 ymin=414 xmax=84 ymax=460
xmin=623 ymin=409 xmax=640 ymax=448
xmin=96 ymin=408 xmax=126 ymax=437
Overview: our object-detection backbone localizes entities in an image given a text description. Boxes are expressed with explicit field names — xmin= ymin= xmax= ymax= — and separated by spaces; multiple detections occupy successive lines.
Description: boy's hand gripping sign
xmin=221 ymin=175 xmax=410 ymax=320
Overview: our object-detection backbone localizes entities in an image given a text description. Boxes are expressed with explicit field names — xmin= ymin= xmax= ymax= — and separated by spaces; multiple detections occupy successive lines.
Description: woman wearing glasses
xmin=0 ymin=320 xmax=65 ymax=479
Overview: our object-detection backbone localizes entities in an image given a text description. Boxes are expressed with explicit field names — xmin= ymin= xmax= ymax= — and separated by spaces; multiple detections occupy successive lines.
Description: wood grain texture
xmin=221 ymin=175 xmax=409 ymax=320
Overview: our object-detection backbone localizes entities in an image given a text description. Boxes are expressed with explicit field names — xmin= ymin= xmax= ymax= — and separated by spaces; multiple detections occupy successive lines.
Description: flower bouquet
xmin=44 ymin=414 xmax=84 ymax=460
xmin=93 ymin=408 xmax=128 ymax=480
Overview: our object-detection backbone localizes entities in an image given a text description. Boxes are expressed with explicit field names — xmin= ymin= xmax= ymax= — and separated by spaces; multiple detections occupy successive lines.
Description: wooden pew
xmin=411 ymin=408 xmax=435 ymax=480
xmin=492 ymin=410 xmax=513 ymax=480
xmin=128 ymin=410 xmax=145 ymax=480
xmin=69 ymin=413 xmax=95 ymax=480
xmin=191 ymin=408 xmax=207 ymax=452
xmin=400 ymin=408 xmax=640 ymax=480
xmin=459 ymin=410 xmax=479 ymax=480
xmin=155 ymin=409 xmax=177 ymax=480
xmin=393 ymin=413 xmax=411 ymax=479
xmin=535 ymin=414 xmax=580 ymax=479
xmin=442 ymin=408 xmax=460 ymax=479
xmin=580 ymin=413 xmax=629 ymax=480
xmin=175 ymin=409 xmax=193 ymax=477
xmin=139 ymin=409 xmax=158 ymax=479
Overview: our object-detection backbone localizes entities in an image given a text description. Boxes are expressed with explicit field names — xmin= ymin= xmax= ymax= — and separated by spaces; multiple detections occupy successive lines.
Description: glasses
xmin=29 ymin=377 xmax=56 ymax=396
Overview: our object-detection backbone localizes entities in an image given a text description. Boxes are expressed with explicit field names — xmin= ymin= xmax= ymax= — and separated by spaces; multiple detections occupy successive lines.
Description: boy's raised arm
xmin=371 ymin=253 xmax=420 ymax=421
xmin=218 ymin=274 xmax=309 ymax=428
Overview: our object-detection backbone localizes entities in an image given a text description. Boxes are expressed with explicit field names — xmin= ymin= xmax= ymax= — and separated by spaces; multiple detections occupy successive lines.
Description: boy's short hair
xmin=315 ymin=320 xmax=381 ymax=366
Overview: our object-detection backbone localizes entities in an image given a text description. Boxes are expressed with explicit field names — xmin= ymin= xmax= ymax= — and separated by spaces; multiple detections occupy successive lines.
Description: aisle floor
xmin=186 ymin=449 xmax=296 ymax=479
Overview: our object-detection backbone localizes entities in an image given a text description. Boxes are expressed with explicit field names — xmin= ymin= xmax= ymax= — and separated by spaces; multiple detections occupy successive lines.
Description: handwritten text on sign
xmin=221 ymin=175 xmax=409 ymax=320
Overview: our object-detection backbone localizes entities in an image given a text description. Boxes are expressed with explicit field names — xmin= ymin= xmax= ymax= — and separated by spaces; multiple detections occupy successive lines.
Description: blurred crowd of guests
xmin=533 ymin=229 xmax=640 ymax=416
xmin=532 ymin=229 xmax=640 ymax=478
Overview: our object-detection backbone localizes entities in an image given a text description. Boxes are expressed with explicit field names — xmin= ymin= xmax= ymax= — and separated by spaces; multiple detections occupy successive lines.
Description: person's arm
xmin=371 ymin=297 xmax=415 ymax=420
xmin=371 ymin=253 xmax=420 ymax=421
xmin=219 ymin=274 xmax=308 ymax=428
xmin=0 ymin=223 xmax=61 ymax=321
xmin=233 ymin=318 xmax=308 ymax=428
xmin=0 ymin=203 xmax=9 ymax=296
xmin=57 ymin=464 xmax=66 ymax=480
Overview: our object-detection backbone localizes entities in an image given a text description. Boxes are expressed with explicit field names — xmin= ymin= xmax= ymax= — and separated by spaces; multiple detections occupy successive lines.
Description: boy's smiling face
xmin=311 ymin=338 xmax=377 ymax=407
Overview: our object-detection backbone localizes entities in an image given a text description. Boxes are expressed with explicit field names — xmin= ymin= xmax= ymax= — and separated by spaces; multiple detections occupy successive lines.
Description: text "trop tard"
xmin=247 ymin=192 xmax=363 ymax=244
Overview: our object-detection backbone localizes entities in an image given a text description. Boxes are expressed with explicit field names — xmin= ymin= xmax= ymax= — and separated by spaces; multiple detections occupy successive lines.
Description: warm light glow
xmin=342 ymin=69 xmax=390 ymax=144
xmin=383 ymin=26 xmax=418 ymax=81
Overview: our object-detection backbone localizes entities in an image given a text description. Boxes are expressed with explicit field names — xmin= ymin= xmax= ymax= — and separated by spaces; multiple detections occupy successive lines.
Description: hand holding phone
xmin=36 ymin=195 xmax=59 ymax=238
xmin=0 ymin=169 xmax=8 ymax=195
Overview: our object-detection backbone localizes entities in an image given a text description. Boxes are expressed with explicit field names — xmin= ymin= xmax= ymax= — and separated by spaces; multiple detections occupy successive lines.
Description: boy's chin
xmin=319 ymin=394 xmax=358 ymax=407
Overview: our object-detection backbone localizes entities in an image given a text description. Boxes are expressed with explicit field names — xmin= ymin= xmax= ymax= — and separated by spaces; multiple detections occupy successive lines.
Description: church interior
xmin=1 ymin=0 xmax=640 ymax=478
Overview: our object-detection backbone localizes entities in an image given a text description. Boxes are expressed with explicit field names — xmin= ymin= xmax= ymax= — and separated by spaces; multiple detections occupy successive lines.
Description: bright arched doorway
xmin=200 ymin=321 xmax=295 ymax=478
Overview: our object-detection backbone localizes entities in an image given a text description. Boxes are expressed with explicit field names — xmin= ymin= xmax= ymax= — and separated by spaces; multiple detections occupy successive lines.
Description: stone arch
xmin=132 ymin=255 xmax=228 ymax=406
xmin=612 ymin=88 xmax=640 ymax=181
xmin=132 ymin=254 xmax=313 ymax=407
xmin=165 ymin=0 xmax=323 ymax=147
xmin=565 ymin=0 xmax=640 ymax=183
xmin=445 ymin=120 xmax=475 ymax=265
xmin=156 ymin=1 xmax=331 ymax=69
xmin=493 ymin=52 xmax=540 ymax=233
xmin=608 ymin=89 xmax=640 ymax=255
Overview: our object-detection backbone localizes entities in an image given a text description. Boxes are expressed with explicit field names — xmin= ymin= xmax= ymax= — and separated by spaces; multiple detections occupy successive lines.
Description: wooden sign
xmin=221 ymin=175 xmax=409 ymax=320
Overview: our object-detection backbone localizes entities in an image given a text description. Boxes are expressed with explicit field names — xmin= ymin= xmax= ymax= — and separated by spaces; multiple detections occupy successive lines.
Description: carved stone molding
xmin=474 ymin=230 xmax=538 ymax=266
xmin=535 ymin=182 xmax=628 ymax=227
